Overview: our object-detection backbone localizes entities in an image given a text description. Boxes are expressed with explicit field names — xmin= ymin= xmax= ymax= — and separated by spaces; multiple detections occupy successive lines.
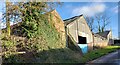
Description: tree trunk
xmin=6 ymin=0 xmax=11 ymax=36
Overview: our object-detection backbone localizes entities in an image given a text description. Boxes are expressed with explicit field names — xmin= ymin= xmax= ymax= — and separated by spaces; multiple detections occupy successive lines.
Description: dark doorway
xmin=78 ymin=36 xmax=87 ymax=44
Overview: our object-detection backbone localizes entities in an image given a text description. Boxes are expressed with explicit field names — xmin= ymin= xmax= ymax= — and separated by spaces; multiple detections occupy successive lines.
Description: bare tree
xmin=95 ymin=13 xmax=110 ymax=33
xmin=86 ymin=16 xmax=95 ymax=32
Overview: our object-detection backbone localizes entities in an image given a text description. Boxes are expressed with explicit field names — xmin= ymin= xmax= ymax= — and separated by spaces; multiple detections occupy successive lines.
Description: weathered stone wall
xmin=94 ymin=40 xmax=108 ymax=48
xmin=93 ymin=34 xmax=108 ymax=48
xmin=93 ymin=31 xmax=114 ymax=48
xmin=46 ymin=10 xmax=66 ymax=48
xmin=94 ymin=36 xmax=104 ymax=43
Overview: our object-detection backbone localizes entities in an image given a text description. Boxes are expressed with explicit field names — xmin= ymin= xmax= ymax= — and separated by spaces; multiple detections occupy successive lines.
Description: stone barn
xmin=64 ymin=15 xmax=93 ymax=54
xmin=93 ymin=30 xmax=114 ymax=48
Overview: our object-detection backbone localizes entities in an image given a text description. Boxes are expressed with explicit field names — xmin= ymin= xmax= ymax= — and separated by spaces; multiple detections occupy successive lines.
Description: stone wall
xmin=46 ymin=10 xmax=66 ymax=48
xmin=93 ymin=34 xmax=108 ymax=48
xmin=94 ymin=40 xmax=108 ymax=48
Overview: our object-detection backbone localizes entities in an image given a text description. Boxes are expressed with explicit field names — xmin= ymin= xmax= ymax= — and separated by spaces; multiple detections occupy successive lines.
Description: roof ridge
xmin=96 ymin=30 xmax=111 ymax=38
xmin=63 ymin=14 xmax=83 ymax=21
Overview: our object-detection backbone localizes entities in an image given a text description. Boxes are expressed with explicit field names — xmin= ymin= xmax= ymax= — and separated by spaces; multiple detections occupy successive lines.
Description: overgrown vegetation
xmin=1 ymin=2 xmax=69 ymax=63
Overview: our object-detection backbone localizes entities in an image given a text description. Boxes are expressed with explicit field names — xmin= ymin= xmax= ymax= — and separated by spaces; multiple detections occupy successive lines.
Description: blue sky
xmin=0 ymin=2 xmax=118 ymax=38
xmin=56 ymin=2 xmax=118 ymax=38
xmin=0 ymin=2 xmax=5 ymax=20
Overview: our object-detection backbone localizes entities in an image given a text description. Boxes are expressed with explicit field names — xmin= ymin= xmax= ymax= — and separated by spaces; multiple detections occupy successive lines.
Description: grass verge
xmin=80 ymin=46 xmax=120 ymax=63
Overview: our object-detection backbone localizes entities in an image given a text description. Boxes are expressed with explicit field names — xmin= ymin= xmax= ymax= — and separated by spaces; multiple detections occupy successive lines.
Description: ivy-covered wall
xmin=46 ymin=10 xmax=66 ymax=48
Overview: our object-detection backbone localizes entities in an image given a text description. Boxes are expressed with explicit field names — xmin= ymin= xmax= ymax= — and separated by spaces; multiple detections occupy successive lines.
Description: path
xmin=86 ymin=49 xmax=120 ymax=65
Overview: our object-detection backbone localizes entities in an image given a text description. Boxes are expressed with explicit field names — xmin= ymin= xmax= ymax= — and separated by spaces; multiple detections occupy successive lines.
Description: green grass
xmin=80 ymin=46 xmax=120 ymax=63
xmin=3 ymin=46 xmax=120 ymax=63
xmin=35 ymin=48 xmax=82 ymax=63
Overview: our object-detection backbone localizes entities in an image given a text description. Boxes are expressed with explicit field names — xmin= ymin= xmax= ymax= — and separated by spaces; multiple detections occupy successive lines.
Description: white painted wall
xmin=66 ymin=16 xmax=93 ymax=44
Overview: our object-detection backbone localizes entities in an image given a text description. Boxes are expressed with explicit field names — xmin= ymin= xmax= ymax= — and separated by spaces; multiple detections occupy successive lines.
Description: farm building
xmin=93 ymin=30 xmax=114 ymax=48
xmin=64 ymin=15 xmax=94 ymax=54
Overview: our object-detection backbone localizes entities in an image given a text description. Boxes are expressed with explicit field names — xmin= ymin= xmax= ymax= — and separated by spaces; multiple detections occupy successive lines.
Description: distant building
xmin=93 ymin=30 xmax=114 ymax=48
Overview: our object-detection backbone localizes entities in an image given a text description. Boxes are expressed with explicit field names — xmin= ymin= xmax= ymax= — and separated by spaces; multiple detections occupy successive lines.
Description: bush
xmin=2 ymin=40 xmax=16 ymax=52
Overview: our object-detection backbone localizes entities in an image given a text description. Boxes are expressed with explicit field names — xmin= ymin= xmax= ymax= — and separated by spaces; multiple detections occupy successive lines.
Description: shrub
xmin=2 ymin=40 xmax=16 ymax=52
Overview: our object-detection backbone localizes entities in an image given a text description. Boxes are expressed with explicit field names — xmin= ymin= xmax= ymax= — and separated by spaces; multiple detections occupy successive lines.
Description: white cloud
xmin=112 ymin=6 xmax=118 ymax=13
xmin=0 ymin=12 xmax=2 ymax=20
xmin=92 ymin=0 xmax=103 ymax=2
xmin=0 ymin=22 xmax=15 ymax=29
xmin=0 ymin=22 xmax=6 ymax=29
xmin=72 ymin=3 xmax=106 ymax=17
